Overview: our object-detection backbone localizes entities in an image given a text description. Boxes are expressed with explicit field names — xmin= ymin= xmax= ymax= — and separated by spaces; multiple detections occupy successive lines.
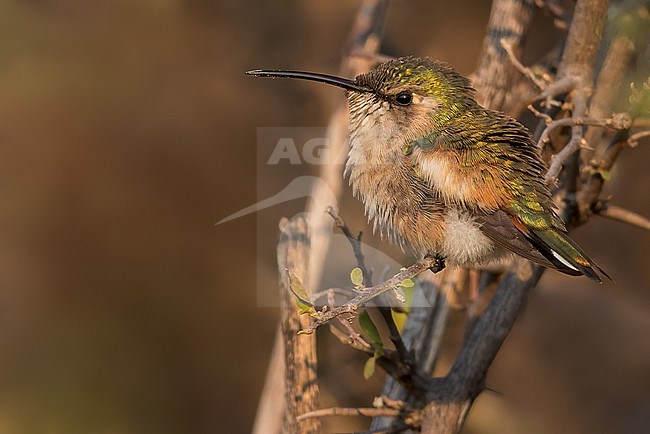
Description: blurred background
xmin=0 ymin=0 xmax=648 ymax=433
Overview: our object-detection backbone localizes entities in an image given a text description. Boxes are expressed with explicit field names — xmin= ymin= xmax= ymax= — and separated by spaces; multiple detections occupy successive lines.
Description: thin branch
xmin=538 ymin=114 xmax=633 ymax=150
xmin=297 ymin=407 xmax=403 ymax=421
xmin=538 ymin=112 xmax=634 ymax=183
xmin=501 ymin=38 xmax=547 ymax=90
xmin=378 ymin=300 xmax=412 ymax=361
xmin=326 ymin=206 xmax=373 ymax=286
xmin=312 ymin=211 xmax=435 ymax=397
xmin=594 ymin=204 xmax=650 ymax=231
xmin=329 ymin=324 xmax=374 ymax=354
xmin=528 ymin=104 xmax=553 ymax=123
xmin=627 ymin=130 xmax=650 ymax=148
xmin=544 ymin=92 xmax=588 ymax=183
xmin=329 ymin=322 xmax=431 ymax=398
xmin=301 ymin=257 xmax=443 ymax=334
xmin=632 ymin=118 xmax=650 ymax=128
xmin=327 ymin=290 xmax=374 ymax=353
xmin=535 ymin=75 xmax=576 ymax=102
xmin=325 ymin=207 xmax=412 ymax=362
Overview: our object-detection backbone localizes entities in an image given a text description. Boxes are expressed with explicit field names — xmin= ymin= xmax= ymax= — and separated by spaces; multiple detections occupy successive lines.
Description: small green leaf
xmin=363 ymin=354 xmax=376 ymax=380
xmin=286 ymin=269 xmax=315 ymax=314
xmin=287 ymin=269 xmax=313 ymax=307
xmin=589 ymin=167 xmax=612 ymax=181
xmin=297 ymin=301 xmax=315 ymax=315
xmin=359 ymin=311 xmax=382 ymax=347
xmin=597 ymin=169 xmax=612 ymax=181
xmin=399 ymin=278 xmax=415 ymax=288
xmin=350 ymin=267 xmax=364 ymax=286
xmin=391 ymin=309 xmax=408 ymax=333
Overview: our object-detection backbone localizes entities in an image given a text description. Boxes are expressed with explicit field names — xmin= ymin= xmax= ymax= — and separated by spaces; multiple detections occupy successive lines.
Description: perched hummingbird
xmin=247 ymin=57 xmax=607 ymax=282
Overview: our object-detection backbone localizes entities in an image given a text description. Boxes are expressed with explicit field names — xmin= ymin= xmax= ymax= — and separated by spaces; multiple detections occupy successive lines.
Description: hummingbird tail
xmin=527 ymin=228 xmax=610 ymax=283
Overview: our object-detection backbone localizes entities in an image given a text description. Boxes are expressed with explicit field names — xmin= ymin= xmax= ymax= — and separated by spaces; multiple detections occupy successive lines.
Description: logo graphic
xmin=217 ymin=128 xmax=435 ymax=308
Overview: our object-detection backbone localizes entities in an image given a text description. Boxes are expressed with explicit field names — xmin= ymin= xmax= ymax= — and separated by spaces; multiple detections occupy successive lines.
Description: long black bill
xmin=245 ymin=69 xmax=373 ymax=93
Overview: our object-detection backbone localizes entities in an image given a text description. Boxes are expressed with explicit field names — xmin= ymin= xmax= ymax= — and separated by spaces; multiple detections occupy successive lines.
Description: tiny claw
xmin=425 ymin=254 xmax=446 ymax=273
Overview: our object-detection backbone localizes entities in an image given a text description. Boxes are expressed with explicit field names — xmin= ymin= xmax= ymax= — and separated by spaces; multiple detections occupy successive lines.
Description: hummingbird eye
xmin=394 ymin=92 xmax=413 ymax=106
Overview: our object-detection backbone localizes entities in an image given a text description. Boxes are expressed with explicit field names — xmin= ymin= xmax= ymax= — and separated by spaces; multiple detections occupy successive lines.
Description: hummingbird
xmin=247 ymin=56 xmax=607 ymax=282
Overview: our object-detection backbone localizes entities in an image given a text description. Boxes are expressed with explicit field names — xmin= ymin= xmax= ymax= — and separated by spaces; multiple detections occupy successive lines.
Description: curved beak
xmin=245 ymin=69 xmax=373 ymax=93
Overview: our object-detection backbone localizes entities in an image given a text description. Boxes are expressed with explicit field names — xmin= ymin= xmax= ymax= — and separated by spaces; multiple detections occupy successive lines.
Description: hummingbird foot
xmin=425 ymin=253 xmax=446 ymax=274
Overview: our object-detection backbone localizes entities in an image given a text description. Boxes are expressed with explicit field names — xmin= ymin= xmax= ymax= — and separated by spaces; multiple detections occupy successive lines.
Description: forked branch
xmin=300 ymin=257 xmax=443 ymax=334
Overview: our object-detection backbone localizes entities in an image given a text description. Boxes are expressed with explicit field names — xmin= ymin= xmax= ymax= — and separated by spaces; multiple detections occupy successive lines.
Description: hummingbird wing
xmin=412 ymin=111 xmax=564 ymax=226
xmin=475 ymin=211 xmax=569 ymax=270
xmin=413 ymin=110 xmax=606 ymax=282
xmin=504 ymin=213 xmax=609 ymax=282
xmin=476 ymin=210 xmax=584 ymax=276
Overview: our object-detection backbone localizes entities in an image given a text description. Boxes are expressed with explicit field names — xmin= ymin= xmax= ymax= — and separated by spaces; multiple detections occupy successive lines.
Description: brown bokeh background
xmin=0 ymin=1 xmax=648 ymax=433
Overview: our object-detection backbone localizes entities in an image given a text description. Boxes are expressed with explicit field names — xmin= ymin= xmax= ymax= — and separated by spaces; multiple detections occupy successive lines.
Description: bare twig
xmin=329 ymin=325 xmax=374 ymax=354
xmin=535 ymin=75 xmax=576 ymax=103
xmin=297 ymin=407 xmax=403 ymax=421
xmin=325 ymin=207 xmax=412 ymax=364
xmin=545 ymin=93 xmax=588 ymax=184
xmin=326 ymin=206 xmax=373 ymax=286
xmin=538 ymin=114 xmax=633 ymax=150
xmin=301 ymin=257 xmax=443 ymax=334
xmin=501 ymin=38 xmax=547 ymax=90
xmin=528 ymin=104 xmax=553 ymax=123
xmin=327 ymin=290 xmax=374 ymax=353
xmin=632 ymin=118 xmax=650 ymax=128
xmin=594 ymin=204 xmax=650 ymax=231
xmin=628 ymin=130 xmax=650 ymax=148
xmin=539 ymin=115 xmax=633 ymax=147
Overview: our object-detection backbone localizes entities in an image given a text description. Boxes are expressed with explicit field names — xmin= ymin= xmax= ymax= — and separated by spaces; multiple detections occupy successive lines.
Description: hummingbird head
xmin=348 ymin=57 xmax=477 ymax=142
xmin=247 ymin=56 xmax=477 ymax=144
